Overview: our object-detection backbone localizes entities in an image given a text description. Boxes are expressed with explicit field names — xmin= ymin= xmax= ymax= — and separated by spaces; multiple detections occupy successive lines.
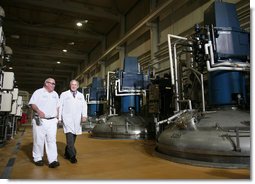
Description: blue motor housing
xmin=89 ymin=77 xmax=105 ymax=101
xmin=204 ymin=1 xmax=249 ymax=61
xmin=121 ymin=95 xmax=140 ymax=113
xmin=117 ymin=57 xmax=149 ymax=113
xmin=120 ymin=57 xmax=144 ymax=90
xmin=208 ymin=71 xmax=246 ymax=106
xmin=214 ymin=29 xmax=249 ymax=61
xmin=204 ymin=2 xmax=249 ymax=107
xmin=204 ymin=1 xmax=240 ymax=29
xmin=88 ymin=104 xmax=104 ymax=117
xmin=88 ymin=77 xmax=106 ymax=117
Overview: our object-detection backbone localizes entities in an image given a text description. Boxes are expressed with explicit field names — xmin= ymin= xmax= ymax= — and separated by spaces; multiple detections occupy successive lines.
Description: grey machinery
xmin=0 ymin=6 xmax=22 ymax=146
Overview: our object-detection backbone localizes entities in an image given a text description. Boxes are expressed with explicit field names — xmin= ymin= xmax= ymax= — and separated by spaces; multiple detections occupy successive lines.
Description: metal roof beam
xmin=13 ymin=66 xmax=73 ymax=73
xmin=6 ymin=21 xmax=104 ymax=40
xmin=15 ymin=72 xmax=69 ymax=78
xmin=13 ymin=48 xmax=87 ymax=60
xmin=12 ymin=58 xmax=79 ymax=67
xmin=6 ymin=0 xmax=120 ymax=21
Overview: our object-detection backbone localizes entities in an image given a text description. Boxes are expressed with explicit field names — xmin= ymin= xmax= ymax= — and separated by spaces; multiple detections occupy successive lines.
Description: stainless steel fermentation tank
xmin=154 ymin=1 xmax=250 ymax=168
xmin=91 ymin=57 xmax=151 ymax=139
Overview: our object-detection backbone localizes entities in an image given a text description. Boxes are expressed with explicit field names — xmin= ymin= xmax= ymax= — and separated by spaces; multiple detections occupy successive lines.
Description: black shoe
xmin=49 ymin=161 xmax=60 ymax=168
xmin=70 ymin=156 xmax=77 ymax=164
xmin=64 ymin=153 xmax=70 ymax=160
xmin=34 ymin=160 xmax=44 ymax=166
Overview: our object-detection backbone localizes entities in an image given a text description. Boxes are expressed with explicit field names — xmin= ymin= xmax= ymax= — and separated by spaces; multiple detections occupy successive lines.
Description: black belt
xmin=43 ymin=117 xmax=56 ymax=120
xmin=34 ymin=115 xmax=56 ymax=120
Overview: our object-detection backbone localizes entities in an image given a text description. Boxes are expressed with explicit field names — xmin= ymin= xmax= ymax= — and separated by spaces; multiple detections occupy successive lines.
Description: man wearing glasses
xmin=29 ymin=78 xmax=60 ymax=168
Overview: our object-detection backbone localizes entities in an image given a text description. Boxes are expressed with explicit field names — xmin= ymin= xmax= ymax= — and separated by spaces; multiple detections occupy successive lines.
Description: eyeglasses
xmin=46 ymin=81 xmax=56 ymax=85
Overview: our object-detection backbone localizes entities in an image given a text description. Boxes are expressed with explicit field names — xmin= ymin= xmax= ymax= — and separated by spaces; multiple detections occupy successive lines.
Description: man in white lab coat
xmin=29 ymin=78 xmax=60 ymax=168
xmin=59 ymin=80 xmax=87 ymax=163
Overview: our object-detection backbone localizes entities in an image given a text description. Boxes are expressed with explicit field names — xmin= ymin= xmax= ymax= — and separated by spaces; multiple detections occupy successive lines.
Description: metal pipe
xmin=203 ymin=41 xmax=217 ymax=66
xmin=200 ymin=73 xmax=205 ymax=112
xmin=115 ymin=80 xmax=145 ymax=96
xmin=85 ymin=93 xmax=89 ymax=102
xmin=206 ymin=60 xmax=249 ymax=72
xmin=0 ymin=27 xmax=4 ymax=56
xmin=168 ymin=34 xmax=188 ymax=86
xmin=116 ymin=79 xmax=145 ymax=93
xmin=106 ymin=71 xmax=115 ymax=101
xmin=188 ymin=67 xmax=206 ymax=112
xmin=204 ymin=42 xmax=250 ymax=72
xmin=156 ymin=110 xmax=188 ymax=125
xmin=107 ymin=71 xmax=115 ymax=115
xmin=173 ymin=43 xmax=179 ymax=111
xmin=87 ymin=100 xmax=107 ymax=105
xmin=167 ymin=34 xmax=175 ymax=86
xmin=167 ymin=34 xmax=187 ymax=112
xmin=213 ymin=60 xmax=250 ymax=67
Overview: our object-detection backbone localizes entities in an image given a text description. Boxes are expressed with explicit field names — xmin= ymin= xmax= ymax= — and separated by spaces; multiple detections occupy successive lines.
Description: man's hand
xmin=31 ymin=104 xmax=45 ymax=118
xmin=81 ymin=117 xmax=87 ymax=123
xmin=57 ymin=120 xmax=63 ymax=129
xmin=37 ymin=110 xmax=45 ymax=118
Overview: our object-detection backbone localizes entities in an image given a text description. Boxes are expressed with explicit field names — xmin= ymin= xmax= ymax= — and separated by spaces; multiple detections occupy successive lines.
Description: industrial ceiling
xmin=1 ymin=0 xmax=139 ymax=94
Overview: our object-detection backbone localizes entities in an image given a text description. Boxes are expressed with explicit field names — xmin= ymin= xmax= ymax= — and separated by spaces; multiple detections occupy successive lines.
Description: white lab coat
xmin=59 ymin=90 xmax=87 ymax=135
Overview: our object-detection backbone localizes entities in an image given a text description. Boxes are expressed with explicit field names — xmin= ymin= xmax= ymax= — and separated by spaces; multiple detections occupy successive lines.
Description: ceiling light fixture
xmin=76 ymin=19 xmax=88 ymax=27
xmin=57 ymin=61 xmax=61 ymax=64
xmin=76 ymin=22 xmax=83 ymax=27
xmin=62 ymin=49 xmax=67 ymax=52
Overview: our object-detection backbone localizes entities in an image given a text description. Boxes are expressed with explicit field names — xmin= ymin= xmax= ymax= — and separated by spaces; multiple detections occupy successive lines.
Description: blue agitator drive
xmin=205 ymin=1 xmax=249 ymax=106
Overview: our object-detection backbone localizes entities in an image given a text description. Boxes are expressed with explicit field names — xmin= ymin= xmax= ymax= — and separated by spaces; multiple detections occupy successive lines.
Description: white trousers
xmin=32 ymin=118 xmax=58 ymax=163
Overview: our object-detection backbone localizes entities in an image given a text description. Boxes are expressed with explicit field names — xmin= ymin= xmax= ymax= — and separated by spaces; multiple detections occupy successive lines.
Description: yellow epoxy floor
xmin=0 ymin=124 xmax=250 ymax=180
